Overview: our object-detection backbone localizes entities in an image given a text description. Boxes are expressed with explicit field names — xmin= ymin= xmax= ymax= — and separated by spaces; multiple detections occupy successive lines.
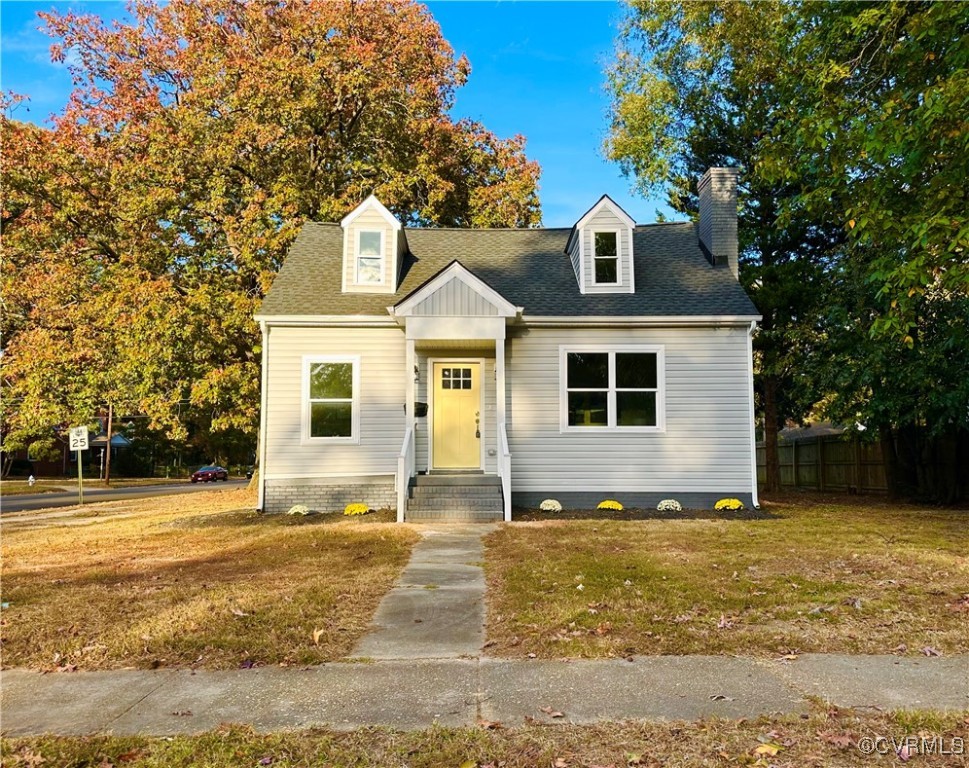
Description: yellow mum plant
xmin=343 ymin=502 xmax=371 ymax=516
xmin=597 ymin=499 xmax=623 ymax=511
xmin=714 ymin=498 xmax=744 ymax=511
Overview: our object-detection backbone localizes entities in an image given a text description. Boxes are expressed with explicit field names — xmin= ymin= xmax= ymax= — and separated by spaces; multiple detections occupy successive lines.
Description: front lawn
xmin=485 ymin=495 xmax=969 ymax=658
xmin=2 ymin=707 xmax=966 ymax=767
xmin=0 ymin=489 xmax=418 ymax=670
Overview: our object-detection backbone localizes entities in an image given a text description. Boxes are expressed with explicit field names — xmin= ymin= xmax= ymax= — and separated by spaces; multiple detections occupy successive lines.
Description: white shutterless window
xmin=302 ymin=355 xmax=361 ymax=443
xmin=356 ymin=230 xmax=385 ymax=285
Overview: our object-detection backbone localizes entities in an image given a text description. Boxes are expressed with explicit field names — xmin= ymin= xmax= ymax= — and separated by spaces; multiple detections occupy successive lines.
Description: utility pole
xmin=104 ymin=404 xmax=113 ymax=486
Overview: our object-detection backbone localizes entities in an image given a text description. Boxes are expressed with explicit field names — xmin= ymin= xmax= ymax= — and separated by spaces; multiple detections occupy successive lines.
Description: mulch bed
xmin=512 ymin=507 xmax=777 ymax=522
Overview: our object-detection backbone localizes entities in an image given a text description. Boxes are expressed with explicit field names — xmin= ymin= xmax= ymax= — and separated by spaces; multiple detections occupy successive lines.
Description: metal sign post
xmin=69 ymin=427 xmax=89 ymax=505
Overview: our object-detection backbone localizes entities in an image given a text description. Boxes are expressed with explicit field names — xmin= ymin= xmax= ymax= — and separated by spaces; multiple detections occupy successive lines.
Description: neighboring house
xmin=255 ymin=167 xmax=761 ymax=521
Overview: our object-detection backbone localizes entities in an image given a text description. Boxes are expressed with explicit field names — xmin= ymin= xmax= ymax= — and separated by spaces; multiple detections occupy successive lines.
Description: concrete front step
xmin=405 ymin=510 xmax=503 ymax=522
xmin=409 ymin=501 xmax=503 ymax=512
xmin=411 ymin=487 xmax=503 ymax=497
xmin=413 ymin=474 xmax=501 ymax=487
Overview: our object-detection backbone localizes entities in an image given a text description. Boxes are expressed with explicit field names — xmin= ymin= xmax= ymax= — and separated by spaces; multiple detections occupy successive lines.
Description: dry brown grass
xmin=2 ymin=706 xmax=967 ymax=767
xmin=0 ymin=489 xmax=418 ymax=670
xmin=485 ymin=495 xmax=969 ymax=658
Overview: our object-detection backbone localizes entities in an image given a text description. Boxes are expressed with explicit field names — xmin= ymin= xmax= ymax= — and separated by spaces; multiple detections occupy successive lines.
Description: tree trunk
xmin=762 ymin=374 xmax=782 ymax=493
xmin=880 ymin=426 xmax=900 ymax=500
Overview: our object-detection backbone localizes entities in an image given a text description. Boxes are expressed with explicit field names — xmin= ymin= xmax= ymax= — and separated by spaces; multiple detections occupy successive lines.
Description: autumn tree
xmin=606 ymin=1 xmax=837 ymax=493
xmin=1 ymin=0 xmax=541 ymax=465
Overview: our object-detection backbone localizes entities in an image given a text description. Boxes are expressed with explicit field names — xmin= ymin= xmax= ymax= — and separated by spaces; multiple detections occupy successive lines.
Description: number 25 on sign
xmin=69 ymin=427 xmax=89 ymax=504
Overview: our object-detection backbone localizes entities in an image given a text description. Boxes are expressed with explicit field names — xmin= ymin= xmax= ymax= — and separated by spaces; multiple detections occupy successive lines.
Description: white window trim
xmin=301 ymin=354 xmax=361 ymax=445
xmin=559 ymin=345 xmax=666 ymax=433
xmin=590 ymin=228 xmax=622 ymax=286
xmin=355 ymin=230 xmax=385 ymax=286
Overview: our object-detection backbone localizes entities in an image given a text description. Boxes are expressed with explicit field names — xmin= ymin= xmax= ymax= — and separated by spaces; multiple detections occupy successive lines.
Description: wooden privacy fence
xmin=756 ymin=435 xmax=887 ymax=494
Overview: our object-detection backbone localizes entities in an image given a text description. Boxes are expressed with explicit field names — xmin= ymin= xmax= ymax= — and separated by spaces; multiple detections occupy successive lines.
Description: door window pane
xmin=616 ymin=353 xmax=657 ymax=389
xmin=567 ymin=353 xmax=608 ymax=388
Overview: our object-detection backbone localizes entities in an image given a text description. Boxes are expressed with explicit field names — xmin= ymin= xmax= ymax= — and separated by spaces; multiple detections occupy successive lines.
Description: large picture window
xmin=561 ymin=346 xmax=664 ymax=431
xmin=303 ymin=356 xmax=360 ymax=442
xmin=592 ymin=231 xmax=619 ymax=284
xmin=356 ymin=230 xmax=384 ymax=285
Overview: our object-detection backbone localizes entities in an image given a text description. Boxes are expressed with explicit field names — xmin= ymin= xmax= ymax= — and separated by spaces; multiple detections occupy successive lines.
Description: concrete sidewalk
xmin=2 ymin=654 xmax=966 ymax=736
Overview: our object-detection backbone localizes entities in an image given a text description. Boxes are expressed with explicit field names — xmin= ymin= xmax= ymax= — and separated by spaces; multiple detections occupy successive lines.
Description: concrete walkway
xmin=2 ymin=655 xmax=966 ymax=736
xmin=350 ymin=524 xmax=493 ymax=660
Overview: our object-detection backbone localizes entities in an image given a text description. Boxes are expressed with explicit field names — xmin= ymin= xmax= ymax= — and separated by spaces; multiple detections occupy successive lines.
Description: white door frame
xmin=427 ymin=357 xmax=486 ymax=471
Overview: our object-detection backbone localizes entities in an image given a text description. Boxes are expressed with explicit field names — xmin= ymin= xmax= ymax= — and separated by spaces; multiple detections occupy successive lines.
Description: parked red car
xmin=190 ymin=465 xmax=229 ymax=483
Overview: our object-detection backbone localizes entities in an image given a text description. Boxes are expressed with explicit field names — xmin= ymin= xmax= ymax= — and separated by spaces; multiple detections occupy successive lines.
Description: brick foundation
xmin=264 ymin=480 xmax=396 ymax=514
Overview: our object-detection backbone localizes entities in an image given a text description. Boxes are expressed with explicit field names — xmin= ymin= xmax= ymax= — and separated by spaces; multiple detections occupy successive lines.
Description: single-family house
xmin=255 ymin=167 xmax=761 ymax=520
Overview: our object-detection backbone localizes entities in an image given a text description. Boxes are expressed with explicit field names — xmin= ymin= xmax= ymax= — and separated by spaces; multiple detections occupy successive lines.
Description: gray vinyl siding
xmin=264 ymin=325 xmax=405 ymax=478
xmin=505 ymin=325 xmax=753 ymax=495
xmin=343 ymin=208 xmax=397 ymax=294
xmin=567 ymin=241 xmax=581 ymax=286
xmin=411 ymin=278 xmax=500 ymax=316
xmin=581 ymin=208 xmax=633 ymax=294
xmin=414 ymin=350 xmax=497 ymax=474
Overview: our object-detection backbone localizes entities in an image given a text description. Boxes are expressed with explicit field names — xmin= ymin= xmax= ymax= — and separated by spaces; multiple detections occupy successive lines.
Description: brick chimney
xmin=697 ymin=167 xmax=739 ymax=278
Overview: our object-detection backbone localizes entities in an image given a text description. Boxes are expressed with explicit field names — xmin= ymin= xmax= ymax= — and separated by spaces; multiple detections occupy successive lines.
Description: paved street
xmin=0 ymin=479 xmax=249 ymax=514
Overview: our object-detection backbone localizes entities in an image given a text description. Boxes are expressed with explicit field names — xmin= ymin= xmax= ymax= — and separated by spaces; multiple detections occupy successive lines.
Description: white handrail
xmin=498 ymin=422 xmax=512 ymax=522
xmin=396 ymin=426 xmax=415 ymax=523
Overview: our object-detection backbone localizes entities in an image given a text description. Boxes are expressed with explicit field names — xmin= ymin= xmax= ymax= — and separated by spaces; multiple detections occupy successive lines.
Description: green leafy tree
xmin=761 ymin=1 xmax=969 ymax=502
xmin=606 ymin=1 xmax=836 ymax=492
xmin=1 ymin=0 xmax=541 ymax=464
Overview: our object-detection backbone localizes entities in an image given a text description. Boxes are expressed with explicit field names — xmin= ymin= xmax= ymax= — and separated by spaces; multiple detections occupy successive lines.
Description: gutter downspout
xmin=747 ymin=320 xmax=760 ymax=508
xmin=257 ymin=320 xmax=269 ymax=512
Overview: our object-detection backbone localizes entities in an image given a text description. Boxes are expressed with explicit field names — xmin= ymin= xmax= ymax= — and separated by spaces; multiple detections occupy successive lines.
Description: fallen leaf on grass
xmin=230 ymin=607 xmax=249 ymax=617
xmin=477 ymin=718 xmax=502 ymax=730
xmin=258 ymin=758 xmax=274 ymax=766
xmin=717 ymin=614 xmax=733 ymax=630
xmin=778 ymin=653 xmax=799 ymax=661
xmin=458 ymin=761 xmax=477 ymax=768
xmin=553 ymin=759 xmax=569 ymax=768
xmin=921 ymin=646 xmax=942 ymax=657
xmin=594 ymin=622 xmax=612 ymax=636
xmin=753 ymin=743 xmax=782 ymax=757
xmin=312 ymin=628 xmax=325 ymax=645
xmin=539 ymin=706 xmax=565 ymax=718
xmin=819 ymin=732 xmax=854 ymax=749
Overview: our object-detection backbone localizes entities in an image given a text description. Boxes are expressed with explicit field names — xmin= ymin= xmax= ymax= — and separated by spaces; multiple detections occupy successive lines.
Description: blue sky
xmin=0 ymin=0 xmax=678 ymax=227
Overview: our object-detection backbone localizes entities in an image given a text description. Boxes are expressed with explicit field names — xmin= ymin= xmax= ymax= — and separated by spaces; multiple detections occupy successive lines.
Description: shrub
xmin=656 ymin=499 xmax=682 ymax=512
xmin=714 ymin=498 xmax=744 ymax=511
xmin=597 ymin=499 xmax=623 ymax=511
xmin=287 ymin=504 xmax=312 ymax=516
xmin=540 ymin=499 xmax=562 ymax=512
xmin=343 ymin=502 xmax=371 ymax=516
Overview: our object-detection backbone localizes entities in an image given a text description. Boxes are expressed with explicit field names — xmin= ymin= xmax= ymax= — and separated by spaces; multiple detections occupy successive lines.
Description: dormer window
xmin=356 ymin=230 xmax=384 ymax=285
xmin=593 ymin=231 xmax=619 ymax=284
xmin=565 ymin=195 xmax=636 ymax=295
xmin=340 ymin=195 xmax=404 ymax=294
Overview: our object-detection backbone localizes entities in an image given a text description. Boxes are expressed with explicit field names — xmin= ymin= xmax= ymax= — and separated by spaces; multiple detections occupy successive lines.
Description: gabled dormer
xmin=564 ymin=195 xmax=636 ymax=295
xmin=340 ymin=195 xmax=408 ymax=294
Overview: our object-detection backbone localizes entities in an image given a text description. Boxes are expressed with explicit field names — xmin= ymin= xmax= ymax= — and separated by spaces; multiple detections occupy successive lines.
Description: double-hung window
xmin=592 ymin=231 xmax=619 ymax=284
xmin=356 ymin=230 xmax=384 ymax=285
xmin=303 ymin=356 xmax=360 ymax=442
xmin=561 ymin=346 xmax=664 ymax=431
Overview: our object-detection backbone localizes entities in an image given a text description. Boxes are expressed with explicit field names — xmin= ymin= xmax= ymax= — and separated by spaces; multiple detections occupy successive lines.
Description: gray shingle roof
xmin=258 ymin=222 xmax=759 ymax=318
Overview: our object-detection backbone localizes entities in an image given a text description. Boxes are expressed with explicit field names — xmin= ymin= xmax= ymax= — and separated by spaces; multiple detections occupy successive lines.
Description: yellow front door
xmin=432 ymin=362 xmax=481 ymax=469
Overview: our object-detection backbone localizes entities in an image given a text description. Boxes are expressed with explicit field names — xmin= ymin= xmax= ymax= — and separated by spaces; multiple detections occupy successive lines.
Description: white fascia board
xmin=254 ymin=314 xmax=397 ymax=326
xmin=392 ymin=262 xmax=520 ymax=318
xmin=573 ymin=195 xmax=636 ymax=231
xmin=523 ymin=314 xmax=762 ymax=327
xmin=340 ymin=194 xmax=402 ymax=230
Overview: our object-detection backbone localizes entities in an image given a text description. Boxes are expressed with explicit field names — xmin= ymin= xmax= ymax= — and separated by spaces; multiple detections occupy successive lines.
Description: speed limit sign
xmin=69 ymin=426 xmax=89 ymax=451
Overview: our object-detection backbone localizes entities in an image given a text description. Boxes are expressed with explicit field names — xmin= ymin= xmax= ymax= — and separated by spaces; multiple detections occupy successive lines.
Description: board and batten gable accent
xmin=505 ymin=324 xmax=755 ymax=500
xmin=263 ymin=325 xmax=406 ymax=479
xmin=340 ymin=195 xmax=402 ymax=294
xmin=410 ymin=276 xmax=501 ymax=316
